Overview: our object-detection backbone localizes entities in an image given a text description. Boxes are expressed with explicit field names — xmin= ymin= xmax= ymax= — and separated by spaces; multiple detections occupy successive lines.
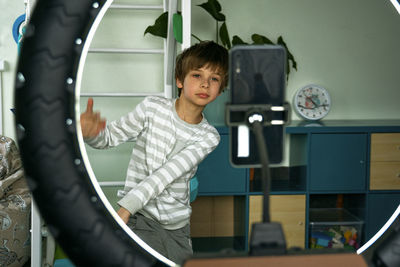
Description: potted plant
xmin=144 ymin=0 xmax=297 ymax=78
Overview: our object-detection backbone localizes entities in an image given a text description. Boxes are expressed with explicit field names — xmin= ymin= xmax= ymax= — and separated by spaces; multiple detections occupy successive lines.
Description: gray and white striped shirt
xmin=86 ymin=96 xmax=220 ymax=230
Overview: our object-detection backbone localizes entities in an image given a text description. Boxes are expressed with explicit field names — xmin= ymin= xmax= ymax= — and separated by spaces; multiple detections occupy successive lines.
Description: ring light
xmin=14 ymin=0 xmax=174 ymax=266
xmin=390 ymin=0 xmax=400 ymax=14
xmin=13 ymin=0 xmax=400 ymax=266
xmin=357 ymin=204 xmax=400 ymax=255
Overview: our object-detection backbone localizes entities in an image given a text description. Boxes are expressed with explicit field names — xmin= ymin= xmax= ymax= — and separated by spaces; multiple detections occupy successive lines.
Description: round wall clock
xmin=293 ymin=84 xmax=331 ymax=121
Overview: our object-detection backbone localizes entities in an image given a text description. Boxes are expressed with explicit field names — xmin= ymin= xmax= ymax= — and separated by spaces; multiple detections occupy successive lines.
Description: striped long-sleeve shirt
xmin=85 ymin=96 xmax=220 ymax=230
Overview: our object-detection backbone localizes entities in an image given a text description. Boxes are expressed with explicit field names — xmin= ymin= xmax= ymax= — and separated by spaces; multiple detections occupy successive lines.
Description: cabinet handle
xmin=298 ymin=221 xmax=303 ymax=225
xmin=360 ymin=160 xmax=364 ymax=164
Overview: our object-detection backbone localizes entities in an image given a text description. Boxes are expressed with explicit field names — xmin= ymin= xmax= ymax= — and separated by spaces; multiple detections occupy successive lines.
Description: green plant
xmin=144 ymin=0 xmax=297 ymax=77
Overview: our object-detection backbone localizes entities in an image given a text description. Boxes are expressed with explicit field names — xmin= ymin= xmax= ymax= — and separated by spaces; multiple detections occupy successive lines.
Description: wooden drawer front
xmin=190 ymin=196 xmax=235 ymax=237
xmin=371 ymin=133 xmax=400 ymax=161
xmin=370 ymin=162 xmax=400 ymax=190
xmin=249 ymin=195 xmax=306 ymax=248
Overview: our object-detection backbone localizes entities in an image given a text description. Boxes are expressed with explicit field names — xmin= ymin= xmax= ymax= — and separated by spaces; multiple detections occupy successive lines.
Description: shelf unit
xmin=191 ymin=127 xmax=308 ymax=252
xmin=191 ymin=120 xmax=400 ymax=253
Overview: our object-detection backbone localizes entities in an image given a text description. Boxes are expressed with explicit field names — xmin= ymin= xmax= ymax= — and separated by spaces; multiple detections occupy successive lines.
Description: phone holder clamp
xmin=225 ymin=102 xmax=291 ymax=127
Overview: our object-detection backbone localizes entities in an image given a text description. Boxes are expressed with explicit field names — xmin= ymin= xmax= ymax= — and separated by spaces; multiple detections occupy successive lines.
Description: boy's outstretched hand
xmin=80 ymin=98 xmax=106 ymax=138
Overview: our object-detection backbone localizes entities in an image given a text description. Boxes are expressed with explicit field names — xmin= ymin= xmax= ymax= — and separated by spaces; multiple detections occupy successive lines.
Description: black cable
xmin=250 ymin=121 xmax=271 ymax=223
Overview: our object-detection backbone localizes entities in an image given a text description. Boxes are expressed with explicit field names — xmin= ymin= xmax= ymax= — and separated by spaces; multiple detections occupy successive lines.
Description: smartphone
xmin=229 ymin=45 xmax=286 ymax=167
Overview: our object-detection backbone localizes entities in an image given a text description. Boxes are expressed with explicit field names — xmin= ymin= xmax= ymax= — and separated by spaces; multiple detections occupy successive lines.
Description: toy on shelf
xmin=309 ymin=208 xmax=364 ymax=251
xmin=310 ymin=225 xmax=361 ymax=250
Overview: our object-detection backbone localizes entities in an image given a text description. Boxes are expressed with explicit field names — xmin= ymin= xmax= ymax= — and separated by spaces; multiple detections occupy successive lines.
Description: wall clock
xmin=293 ymin=84 xmax=331 ymax=121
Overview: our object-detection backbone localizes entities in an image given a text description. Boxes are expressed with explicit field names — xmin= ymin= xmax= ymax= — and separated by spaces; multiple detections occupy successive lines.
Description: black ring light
xmin=14 ymin=0 xmax=171 ymax=266
xmin=13 ymin=0 xmax=400 ymax=266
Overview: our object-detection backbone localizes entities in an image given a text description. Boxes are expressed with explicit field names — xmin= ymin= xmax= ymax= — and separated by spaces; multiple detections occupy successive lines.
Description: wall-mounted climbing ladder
xmin=29 ymin=0 xmax=191 ymax=266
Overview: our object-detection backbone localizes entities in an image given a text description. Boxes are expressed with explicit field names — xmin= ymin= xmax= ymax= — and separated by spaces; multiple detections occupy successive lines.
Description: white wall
xmin=194 ymin=0 xmax=400 ymax=124
xmin=0 ymin=0 xmax=25 ymax=140
xmin=1 ymin=0 xmax=400 ymax=163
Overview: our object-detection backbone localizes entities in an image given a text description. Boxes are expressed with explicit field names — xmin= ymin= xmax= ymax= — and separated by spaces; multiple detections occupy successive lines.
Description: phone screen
xmin=229 ymin=45 xmax=286 ymax=167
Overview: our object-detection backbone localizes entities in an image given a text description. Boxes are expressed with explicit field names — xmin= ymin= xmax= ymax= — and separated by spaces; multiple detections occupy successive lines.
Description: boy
xmin=80 ymin=41 xmax=228 ymax=263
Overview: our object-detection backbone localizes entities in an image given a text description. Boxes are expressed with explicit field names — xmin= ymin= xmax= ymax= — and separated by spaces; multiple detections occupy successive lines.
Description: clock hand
xmin=297 ymin=104 xmax=314 ymax=109
xmin=297 ymin=103 xmax=329 ymax=110
xmin=308 ymin=97 xmax=319 ymax=107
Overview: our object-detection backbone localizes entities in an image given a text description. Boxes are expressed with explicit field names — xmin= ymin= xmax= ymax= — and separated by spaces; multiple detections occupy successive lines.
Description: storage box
xmin=309 ymin=208 xmax=364 ymax=251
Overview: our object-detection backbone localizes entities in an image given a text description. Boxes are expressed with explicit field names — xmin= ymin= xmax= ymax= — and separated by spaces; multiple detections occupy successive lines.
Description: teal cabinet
xmin=191 ymin=121 xmax=400 ymax=253
xmin=286 ymin=120 xmax=400 ymax=249
xmin=366 ymin=193 xmax=400 ymax=240
xmin=196 ymin=132 xmax=247 ymax=194
xmin=309 ymin=133 xmax=367 ymax=191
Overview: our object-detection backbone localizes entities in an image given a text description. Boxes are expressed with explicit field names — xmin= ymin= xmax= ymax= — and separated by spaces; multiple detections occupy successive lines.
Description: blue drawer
xmin=197 ymin=134 xmax=247 ymax=194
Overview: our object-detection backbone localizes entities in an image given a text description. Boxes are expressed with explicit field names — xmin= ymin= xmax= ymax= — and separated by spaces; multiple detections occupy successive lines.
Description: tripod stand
xmin=226 ymin=103 xmax=290 ymax=256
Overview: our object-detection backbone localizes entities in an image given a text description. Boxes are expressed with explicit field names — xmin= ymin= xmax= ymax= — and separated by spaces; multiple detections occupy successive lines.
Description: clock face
xmin=293 ymin=85 xmax=331 ymax=121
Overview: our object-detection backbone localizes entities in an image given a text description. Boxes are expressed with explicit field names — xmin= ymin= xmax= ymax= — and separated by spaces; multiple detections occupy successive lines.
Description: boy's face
xmin=176 ymin=66 xmax=222 ymax=107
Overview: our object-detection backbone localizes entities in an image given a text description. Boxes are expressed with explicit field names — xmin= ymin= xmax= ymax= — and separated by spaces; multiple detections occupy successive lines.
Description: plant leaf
xmin=198 ymin=0 xmax=226 ymax=22
xmin=251 ymin=34 xmax=274 ymax=45
xmin=173 ymin=13 xmax=182 ymax=43
xmin=144 ymin=12 xmax=168 ymax=38
xmin=219 ymin=22 xmax=231 ymax=49
xmin=277 ymin=36 xmax=297 ymax=72
xmin=232 ymin=35 xmax=249 ymax=46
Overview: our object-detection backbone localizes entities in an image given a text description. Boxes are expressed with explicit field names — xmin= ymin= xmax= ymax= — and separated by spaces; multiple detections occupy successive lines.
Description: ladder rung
xmin=109 ymin=4 xmax=164 ymax=10
xmin=88 ymin=48 xmax=164 ymax=54
xmin=80 ymin=92 xmax=164 ymax=97
xmin=98 ymin=181 xmax=125 ymax=187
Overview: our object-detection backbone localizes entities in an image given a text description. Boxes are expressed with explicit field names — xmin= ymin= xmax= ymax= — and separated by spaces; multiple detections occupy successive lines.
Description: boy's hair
xmin=175 ymin=41 xmax=229 ymax=96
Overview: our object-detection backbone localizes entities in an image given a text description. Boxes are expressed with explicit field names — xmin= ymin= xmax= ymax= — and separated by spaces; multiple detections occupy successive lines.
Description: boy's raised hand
xmin=80 ymin=98 xmax=106 ymax=138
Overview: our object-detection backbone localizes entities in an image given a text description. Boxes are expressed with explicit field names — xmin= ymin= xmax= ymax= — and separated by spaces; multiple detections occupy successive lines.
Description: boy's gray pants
xmin=127 ymin=213 xmax=193 ymax=264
